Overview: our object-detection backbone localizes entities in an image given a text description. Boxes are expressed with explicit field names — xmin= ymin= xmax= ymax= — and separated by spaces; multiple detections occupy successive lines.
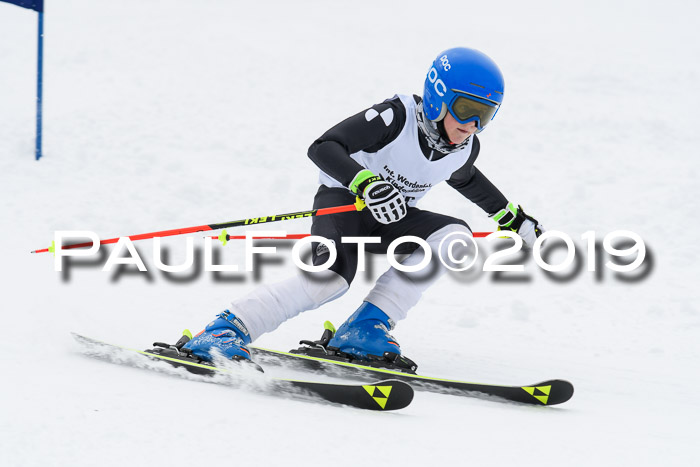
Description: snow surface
xmin=1 ymin=0 xmax=699 ymax=465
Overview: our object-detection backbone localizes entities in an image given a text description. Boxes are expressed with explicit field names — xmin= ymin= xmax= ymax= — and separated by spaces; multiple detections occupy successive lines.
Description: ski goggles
xmin=449 ymin=93 xmax=500 ymax=130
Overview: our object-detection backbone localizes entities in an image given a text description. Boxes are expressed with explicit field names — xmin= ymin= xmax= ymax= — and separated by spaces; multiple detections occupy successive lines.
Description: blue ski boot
xmin=328 ymin=302 xmax=401 ymax=360
xmin=182 ymin=310 xmax=252 ymax=362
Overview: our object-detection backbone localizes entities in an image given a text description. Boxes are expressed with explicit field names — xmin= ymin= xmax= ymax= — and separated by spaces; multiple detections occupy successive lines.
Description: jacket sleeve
xmin=446 ymin=136 xmax=508 ymax=215
xmin=307 ymin=96 xmax=407 ymax=187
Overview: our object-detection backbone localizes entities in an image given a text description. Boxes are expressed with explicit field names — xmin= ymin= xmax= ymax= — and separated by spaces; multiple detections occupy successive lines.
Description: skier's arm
xmin=307 ymin=97 xmax=407 ymax=187
xmin=448 ymin=138 xmax=545 ymax=245
xmin=446 ymin=137 xmax=509 ymax=215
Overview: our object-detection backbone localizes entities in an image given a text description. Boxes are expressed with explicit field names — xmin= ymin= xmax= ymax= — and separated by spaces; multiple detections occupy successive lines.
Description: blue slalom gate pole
xmin=1 ymin=0 xmax=45 ymax=160
xmin=35 ymin=8 xmax=43 ymax=160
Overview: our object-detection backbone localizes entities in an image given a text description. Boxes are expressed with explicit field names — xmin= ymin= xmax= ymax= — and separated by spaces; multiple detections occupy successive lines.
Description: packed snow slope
xmin=1 ymin=1 xmax=699 ymax=466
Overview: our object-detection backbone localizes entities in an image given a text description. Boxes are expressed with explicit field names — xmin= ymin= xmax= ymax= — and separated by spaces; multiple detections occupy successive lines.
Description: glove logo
xmin=369 ymin=184 xmax=392 ymax=198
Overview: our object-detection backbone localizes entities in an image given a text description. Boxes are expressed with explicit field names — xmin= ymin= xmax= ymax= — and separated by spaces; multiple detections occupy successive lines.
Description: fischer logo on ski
xmin=521 ymin=385 xmax=552 ymax=405
xmin=363 ymin=385 xmax=393 ymax=409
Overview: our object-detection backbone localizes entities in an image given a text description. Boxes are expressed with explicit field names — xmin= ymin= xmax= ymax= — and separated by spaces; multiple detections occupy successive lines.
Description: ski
xmin=250 ymin=346 xmax=574 ymax=406
xmin=72 ymin=333 xmax=413 ymax=411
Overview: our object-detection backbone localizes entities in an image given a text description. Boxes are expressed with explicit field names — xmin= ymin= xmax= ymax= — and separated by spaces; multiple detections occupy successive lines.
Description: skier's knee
xmin=299 ymin=270 xmax=349 ymax=308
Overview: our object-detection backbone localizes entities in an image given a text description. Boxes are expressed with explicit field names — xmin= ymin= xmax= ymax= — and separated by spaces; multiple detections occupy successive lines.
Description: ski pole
xmin=213 ymin=232 xmax=311 ymax=246
xmin=211 ymin=230 xmax=492 ymax=245
xmin=30 ymin=199 xmax=367 ymax=254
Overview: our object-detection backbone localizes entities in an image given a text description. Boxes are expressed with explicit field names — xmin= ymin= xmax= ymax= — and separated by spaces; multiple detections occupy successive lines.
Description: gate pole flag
xmin=1 ymin=0 xmax=45 ymax=160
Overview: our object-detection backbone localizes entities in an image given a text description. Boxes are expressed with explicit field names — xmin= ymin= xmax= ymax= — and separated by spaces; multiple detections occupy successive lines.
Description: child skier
xmin=181 ymin=47 xmax=544 ymax=367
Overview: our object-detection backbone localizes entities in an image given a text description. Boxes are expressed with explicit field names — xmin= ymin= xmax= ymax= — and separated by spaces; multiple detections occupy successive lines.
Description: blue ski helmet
xmin=423 ymin=47 xmax=504 ymax=131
